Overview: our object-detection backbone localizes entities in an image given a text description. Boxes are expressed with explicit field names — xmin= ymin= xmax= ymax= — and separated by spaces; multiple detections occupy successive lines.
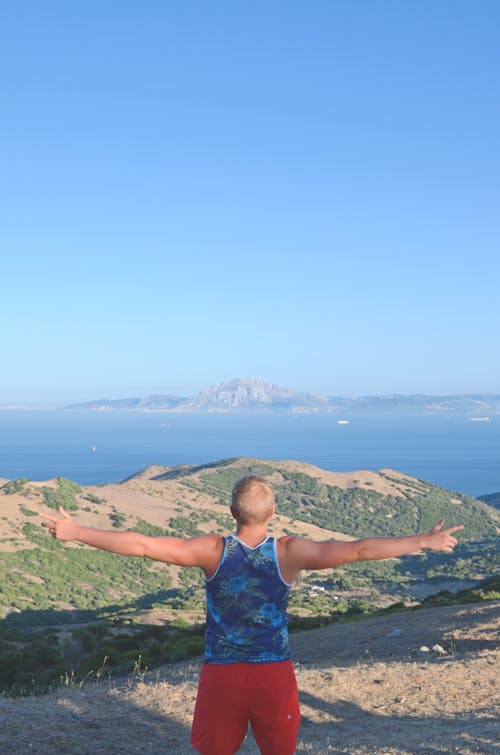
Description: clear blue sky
xmin=1 ymin=1 xmax=499 ymax=403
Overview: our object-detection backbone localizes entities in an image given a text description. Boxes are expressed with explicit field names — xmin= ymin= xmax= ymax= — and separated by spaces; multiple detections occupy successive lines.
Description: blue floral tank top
xmin=204 ymin=535 xmax=292 ymax=664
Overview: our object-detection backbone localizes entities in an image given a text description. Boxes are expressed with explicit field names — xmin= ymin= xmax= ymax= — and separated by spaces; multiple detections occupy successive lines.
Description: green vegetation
xmin=133 ymin=519 xmax=167 ymax=537
xmin=154 ymin=457 xmax=239 ymax=481
xmin=179 ymin=566 xmax=205 ymax=588
xmin=0 ymin=619 xmax=206 ymax=695
xmin=0 ymin=523 xmax=174 ymax=616
xmin=421 ymin=574 xmax=500 ymax=606
xmin=19 ymin=505 xmax=38 ymax=517
xmin=0 ymin=458 xmax=497 ymax=697
xmin=197 ymin=462 xmax=276 ymax=504
xmin=1 ymin=478 xmax=28 ymax=495
xmin=158 ymin=459 xmax=276 ymax=506
xmin=422 ymin=540 xmax=499 ymax=580
xmin=110 ymin=512 xmax=127 ymax=528
xmin=83 ymin=493 xmax=106 ymax=504
xmin=272 ymin=471 xmax=496 ymax=541
xmin=42 ymin=477 xmax=82 ymax=512
xmin=170 ymin=514 xmax=203 ymax=537
xmin=210 ymin=510 xmax=235 ymax=530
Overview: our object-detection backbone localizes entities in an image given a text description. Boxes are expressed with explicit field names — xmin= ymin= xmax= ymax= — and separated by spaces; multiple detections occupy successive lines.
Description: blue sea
xmin=0 ymin=411 xmax=499 ymax=497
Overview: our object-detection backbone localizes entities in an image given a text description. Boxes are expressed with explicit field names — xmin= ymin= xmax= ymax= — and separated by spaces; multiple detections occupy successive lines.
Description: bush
xmin=42 ymin=478 xmax=81 ymax=512
xmin=83 ymin=493 xmax=106 ymax=505
xmin=110 ymin=513 xmax=127 ymax=528
xmin=19 ymin=506 xmax=38 ymax=517
xmin=1 ymin=479 xmax=28 ymax=495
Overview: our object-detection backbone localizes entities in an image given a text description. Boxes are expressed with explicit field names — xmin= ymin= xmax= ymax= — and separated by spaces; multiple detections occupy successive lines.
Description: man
xmin=42 ymin=475 xmax=463 ymax=755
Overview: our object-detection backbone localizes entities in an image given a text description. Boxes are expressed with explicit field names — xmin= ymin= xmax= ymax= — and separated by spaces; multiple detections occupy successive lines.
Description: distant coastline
xmin=62 ymin=378 xmax=500 ymax=416
xmin=2 ymin=378 xmax=500 ymax=416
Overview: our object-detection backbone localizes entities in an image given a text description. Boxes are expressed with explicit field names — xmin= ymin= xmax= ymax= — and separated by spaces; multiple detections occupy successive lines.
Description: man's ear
xmin=267 ymin=504 xmax=276 ymax=522
xmin=230 ymin=506 xmax=238 ymax=520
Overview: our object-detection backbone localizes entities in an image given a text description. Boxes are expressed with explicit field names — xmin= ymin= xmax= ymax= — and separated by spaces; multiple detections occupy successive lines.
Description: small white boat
xmin=338 ymin=419 xmax=350 ymax=425
xmin=469 ymin=417 xmax=490 ymax=422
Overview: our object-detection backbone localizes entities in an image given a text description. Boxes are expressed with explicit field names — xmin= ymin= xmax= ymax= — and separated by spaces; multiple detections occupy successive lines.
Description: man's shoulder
xmin=276 ymin=534 xmax=304 ymax=554
xmin=189 ymin=533 xmax=226 ymax=577
xmin=191 ymin=532 xmax=225 ymax=547
xmin=276 ymin=534 xmax=304 ymax=545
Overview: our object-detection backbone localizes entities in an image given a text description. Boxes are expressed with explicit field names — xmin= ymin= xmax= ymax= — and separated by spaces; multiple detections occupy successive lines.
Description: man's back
xmin=205 ymin=534 xmax=291 ymax=663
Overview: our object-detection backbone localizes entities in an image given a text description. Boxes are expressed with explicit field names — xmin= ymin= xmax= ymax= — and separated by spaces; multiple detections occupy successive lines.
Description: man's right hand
xmin=423 ymin=520 xmax=464 ymax=552
xmin=40 ymin=506 xmax=77 ymax=540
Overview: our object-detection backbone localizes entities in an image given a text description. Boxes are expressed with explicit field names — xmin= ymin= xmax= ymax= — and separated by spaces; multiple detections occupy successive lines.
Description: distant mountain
xmin=173 ymin=378 xmax=332 ymax=412
xmin=63 ymin=379 xmax=500 ymax=415
xmin=65 ymin=379 xmax=331 ymax=413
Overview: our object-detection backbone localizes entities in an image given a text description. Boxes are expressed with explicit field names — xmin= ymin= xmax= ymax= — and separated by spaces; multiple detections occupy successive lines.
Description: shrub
xmin=83 ymin=493 xmax=106 ymax=505
xmin=1 ymin=479 xmax=28 ymax=495
xmin=42 ymin=478 xmax=81 ymax=512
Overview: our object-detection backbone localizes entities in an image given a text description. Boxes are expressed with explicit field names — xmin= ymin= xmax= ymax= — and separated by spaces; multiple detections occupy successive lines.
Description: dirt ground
xmin=0 ymin=602 xmax=498 ymax=754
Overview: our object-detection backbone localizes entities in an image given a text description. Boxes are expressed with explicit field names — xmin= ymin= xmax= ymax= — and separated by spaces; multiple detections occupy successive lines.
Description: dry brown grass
xmin=1 ymin=602 xmax=497 ymax=754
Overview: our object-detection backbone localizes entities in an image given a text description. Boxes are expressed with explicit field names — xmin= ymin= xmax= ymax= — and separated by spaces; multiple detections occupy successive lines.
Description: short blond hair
xmin=231 ymin=476 xmax=275 ymax=525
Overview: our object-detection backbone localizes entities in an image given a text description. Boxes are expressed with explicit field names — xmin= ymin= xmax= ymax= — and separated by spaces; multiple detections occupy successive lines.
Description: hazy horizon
xmin=1 ymin=378 xmax=500 ymax=409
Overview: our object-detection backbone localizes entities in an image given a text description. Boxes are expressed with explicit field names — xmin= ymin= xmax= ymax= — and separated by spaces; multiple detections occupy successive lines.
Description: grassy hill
xmin=0 ymin=457 xmax=498 ymax=694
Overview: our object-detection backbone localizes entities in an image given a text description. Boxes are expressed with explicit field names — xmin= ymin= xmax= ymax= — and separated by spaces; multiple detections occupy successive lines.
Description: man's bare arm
xmin=40 ymin=507 xmax=223 ymax=575
xmin=281 ymin=520 xmax=464 ymax=580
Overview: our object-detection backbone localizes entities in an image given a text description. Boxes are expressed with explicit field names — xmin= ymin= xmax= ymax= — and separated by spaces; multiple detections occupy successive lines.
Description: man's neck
xmin=234 ymin=524 xmax=269 ymax=547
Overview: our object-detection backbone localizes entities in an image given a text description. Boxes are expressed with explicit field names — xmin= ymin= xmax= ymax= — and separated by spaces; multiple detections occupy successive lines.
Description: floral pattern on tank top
xmin=204 ymin=535 xmax=291 ymax=663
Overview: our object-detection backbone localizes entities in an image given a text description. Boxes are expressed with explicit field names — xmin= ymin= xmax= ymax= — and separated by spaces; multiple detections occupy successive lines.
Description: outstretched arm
xmin=40 ymin=507 xmax=223 ymax=576
xmin=281 ymin=520 xmax=464 ymax=580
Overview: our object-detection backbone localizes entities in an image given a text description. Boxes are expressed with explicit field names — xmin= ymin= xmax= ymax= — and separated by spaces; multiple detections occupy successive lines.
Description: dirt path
xmin=0 ymin=602 xmax=498 ymax=754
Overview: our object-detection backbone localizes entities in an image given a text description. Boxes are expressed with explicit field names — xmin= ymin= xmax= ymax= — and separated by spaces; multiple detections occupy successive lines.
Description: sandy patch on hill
xmin=0 ymin=602 xmax=497 ymax=754
xmin=270 ymin=461 xmax=412 ymax=497
xmin=0 ymin=495 xmax=40 ymax=551
xmin=78 ymin=484 xmax=180 ymax=530
xmin=270 ymin=515 xmax=354 ymax=542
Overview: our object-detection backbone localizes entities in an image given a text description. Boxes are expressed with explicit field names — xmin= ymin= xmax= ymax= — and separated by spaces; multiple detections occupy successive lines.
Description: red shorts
xmin=190 ymin=661 xmax=300 ymax=755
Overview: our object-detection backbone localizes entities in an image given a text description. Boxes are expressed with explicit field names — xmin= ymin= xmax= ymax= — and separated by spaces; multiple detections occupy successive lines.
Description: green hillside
xmin=169 ymin=462 xmax=496 ymax=538
xmin=0 ymin=458 xmax=498 ymax=694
